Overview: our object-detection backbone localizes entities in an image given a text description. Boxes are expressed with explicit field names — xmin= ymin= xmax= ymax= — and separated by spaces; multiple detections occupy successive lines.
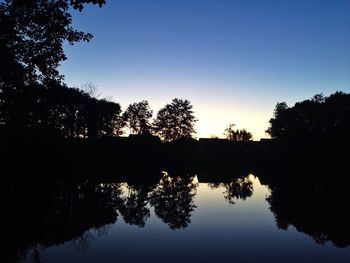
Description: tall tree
xmin=123 ymin=100 xmax=153 ymax=135
xmin=153 ymin=98 xmax=197 ymax=142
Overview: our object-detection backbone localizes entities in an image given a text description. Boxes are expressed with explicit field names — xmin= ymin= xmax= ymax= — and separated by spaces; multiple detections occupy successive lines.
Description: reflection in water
xmin=150 ymin=172 xmax=198 ymax=229
xmin=209 ymin=176 xmax=253 ymax=204
xmin=0 ymin=180 xmax=121 ymax=263
xmin=119 ymin=184 xmax=151 ymax=227
xmin=266 ymin=177 xmax=350 ymax=248
xmin=1 ymin=169 xmax=350 ymax=262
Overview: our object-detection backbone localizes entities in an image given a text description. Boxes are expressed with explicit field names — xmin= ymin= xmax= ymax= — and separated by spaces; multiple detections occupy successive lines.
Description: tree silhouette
xmin=266 ymin=92 xmax=350 ymax=139
xmin=265 ymin=102 xmax=289 ymax=138
xmin=224 ymin=124 xmax=253 ymax=141
xmin=153 ymin=98 xmax=197 ymax=142
xmin=84 ymin=97 xmax=125 ymax=138
xmin=123 ymin=100 xmax=153 ymax=135
xmin=0 ymin=0 xmax=105 ymax=84
xmin=0 ymin=82 xmax=125 ymax=138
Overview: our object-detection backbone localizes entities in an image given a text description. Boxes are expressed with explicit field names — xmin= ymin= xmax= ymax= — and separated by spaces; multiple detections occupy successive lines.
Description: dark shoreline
xmin=1 ymin=136 xmax=348 ymax=183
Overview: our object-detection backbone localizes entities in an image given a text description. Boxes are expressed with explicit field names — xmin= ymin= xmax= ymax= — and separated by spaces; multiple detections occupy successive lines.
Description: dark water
xmin=3 ymin=171 xmax=349 ymax=263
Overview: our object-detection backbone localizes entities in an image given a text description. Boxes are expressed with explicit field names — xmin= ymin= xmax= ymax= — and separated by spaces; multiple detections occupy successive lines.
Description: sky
xmin=60 ymin=0 xmax=350 ymax=140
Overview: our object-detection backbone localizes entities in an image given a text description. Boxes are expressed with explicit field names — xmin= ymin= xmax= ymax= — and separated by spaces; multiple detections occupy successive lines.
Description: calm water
xmin=11 ymin=173 xmax=350 ymax=263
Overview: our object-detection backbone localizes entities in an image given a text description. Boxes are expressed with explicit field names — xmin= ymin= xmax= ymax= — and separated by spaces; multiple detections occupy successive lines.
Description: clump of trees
xmin=0 ymin=82 xmax=125 ymax=138
xmin=266 ymin=92 xmax=350 ymax=139
xmin=0 ymin=87 xmax=198 ymax=140
xmin=224 ymin=124 xmax=253 ymax=142
xmin=122 ymin=98 xmax=198 ymax=141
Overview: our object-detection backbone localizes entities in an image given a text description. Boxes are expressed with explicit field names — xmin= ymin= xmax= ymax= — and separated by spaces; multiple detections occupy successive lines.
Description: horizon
xmin=60 ymin=0 xmax=350 ymax=139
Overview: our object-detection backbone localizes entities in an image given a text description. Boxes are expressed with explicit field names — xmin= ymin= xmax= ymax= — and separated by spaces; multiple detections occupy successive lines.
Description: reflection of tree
xmin=118 ymin=185 xmax=151 ymax=227
xmin=150 ymin=172 xmax=198 ymax=229
xmin=223 ymin=177 xmax=253 ymax=204
xmin=265 ymin=176 xmax=350 ymax=248
xmin=0 ymin=180 xmax=124 ymax=262
xmin=209 ymin=176 xmax=253 ymax=204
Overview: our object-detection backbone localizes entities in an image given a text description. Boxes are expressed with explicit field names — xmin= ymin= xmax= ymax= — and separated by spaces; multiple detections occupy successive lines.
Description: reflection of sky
xmin=31 ymin=175 xmax=350 ymax=263
xmin=60 ymin=0 xmax=350 ymax=139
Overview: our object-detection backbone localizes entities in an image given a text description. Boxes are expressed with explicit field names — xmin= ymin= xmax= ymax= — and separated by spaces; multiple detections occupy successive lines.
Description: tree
xmin=265 ymin=102 xmax=289 ymax=138
xmin=0 ymin=0 xmax=105 ymax=84
xmin=224 ymin=124 xmax=253 ymax=142
xmin=153 ymin=98 xmax=197 ymax=142
xmin=123 ymin=100 xmax=153 ymax=135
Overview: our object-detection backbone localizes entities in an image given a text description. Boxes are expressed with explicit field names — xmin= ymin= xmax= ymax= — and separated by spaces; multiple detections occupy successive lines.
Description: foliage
xmin=153 ymin=98 xmax=197 ymax=142
xmin=266 ymin=92 xmax=350 ymax=139
xmin=224 ymin=124 xmax=253 ymax=141
xmin=123 ymin=100 xmax=153 ymax=135
xmin=0 ymin=0 xmax=105 ymax=84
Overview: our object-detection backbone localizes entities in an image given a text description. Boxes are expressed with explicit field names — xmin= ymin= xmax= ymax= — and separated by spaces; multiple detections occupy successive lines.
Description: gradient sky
xmin=60 ymin=0 xmax=350 ymax=139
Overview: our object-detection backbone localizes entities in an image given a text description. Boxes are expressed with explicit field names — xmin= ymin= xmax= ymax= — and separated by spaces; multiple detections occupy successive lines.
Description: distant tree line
xmin=266 ymin=92 xmax=350 ymax=140
xmin=0 ymin=84 xmax=198 ymax=140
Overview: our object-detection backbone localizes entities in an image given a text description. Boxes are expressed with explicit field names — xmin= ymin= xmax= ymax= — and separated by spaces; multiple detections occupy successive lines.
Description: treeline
xmin=266 ymin=92 xmax=350 ymax=140
xmin=0 ymin=82 xmax=124 ymax=138
xmin=0 ymin=82 xmax=198 ymax=141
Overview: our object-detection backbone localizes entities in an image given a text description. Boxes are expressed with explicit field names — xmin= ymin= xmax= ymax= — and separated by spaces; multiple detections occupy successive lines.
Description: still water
xmin=13 ymin=173 xmax=350 ymax=263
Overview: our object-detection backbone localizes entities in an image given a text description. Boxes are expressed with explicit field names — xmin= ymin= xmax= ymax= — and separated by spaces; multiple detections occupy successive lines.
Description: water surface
xmin=13 ymin=174 xmax=350 ymax=263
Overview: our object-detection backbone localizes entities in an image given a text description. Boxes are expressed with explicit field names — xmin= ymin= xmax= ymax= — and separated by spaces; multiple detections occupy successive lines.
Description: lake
xmin=3 ymin=171 xmax=348 ymax=263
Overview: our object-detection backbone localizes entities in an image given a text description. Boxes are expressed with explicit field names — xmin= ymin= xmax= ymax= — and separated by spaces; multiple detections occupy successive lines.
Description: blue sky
xmin=60 ymin=0 xmax=350 ymax=139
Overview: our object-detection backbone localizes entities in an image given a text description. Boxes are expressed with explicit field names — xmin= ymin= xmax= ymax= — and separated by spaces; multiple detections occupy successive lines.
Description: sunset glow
xmin=60 ymin=0 xmax=350 ymax=139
